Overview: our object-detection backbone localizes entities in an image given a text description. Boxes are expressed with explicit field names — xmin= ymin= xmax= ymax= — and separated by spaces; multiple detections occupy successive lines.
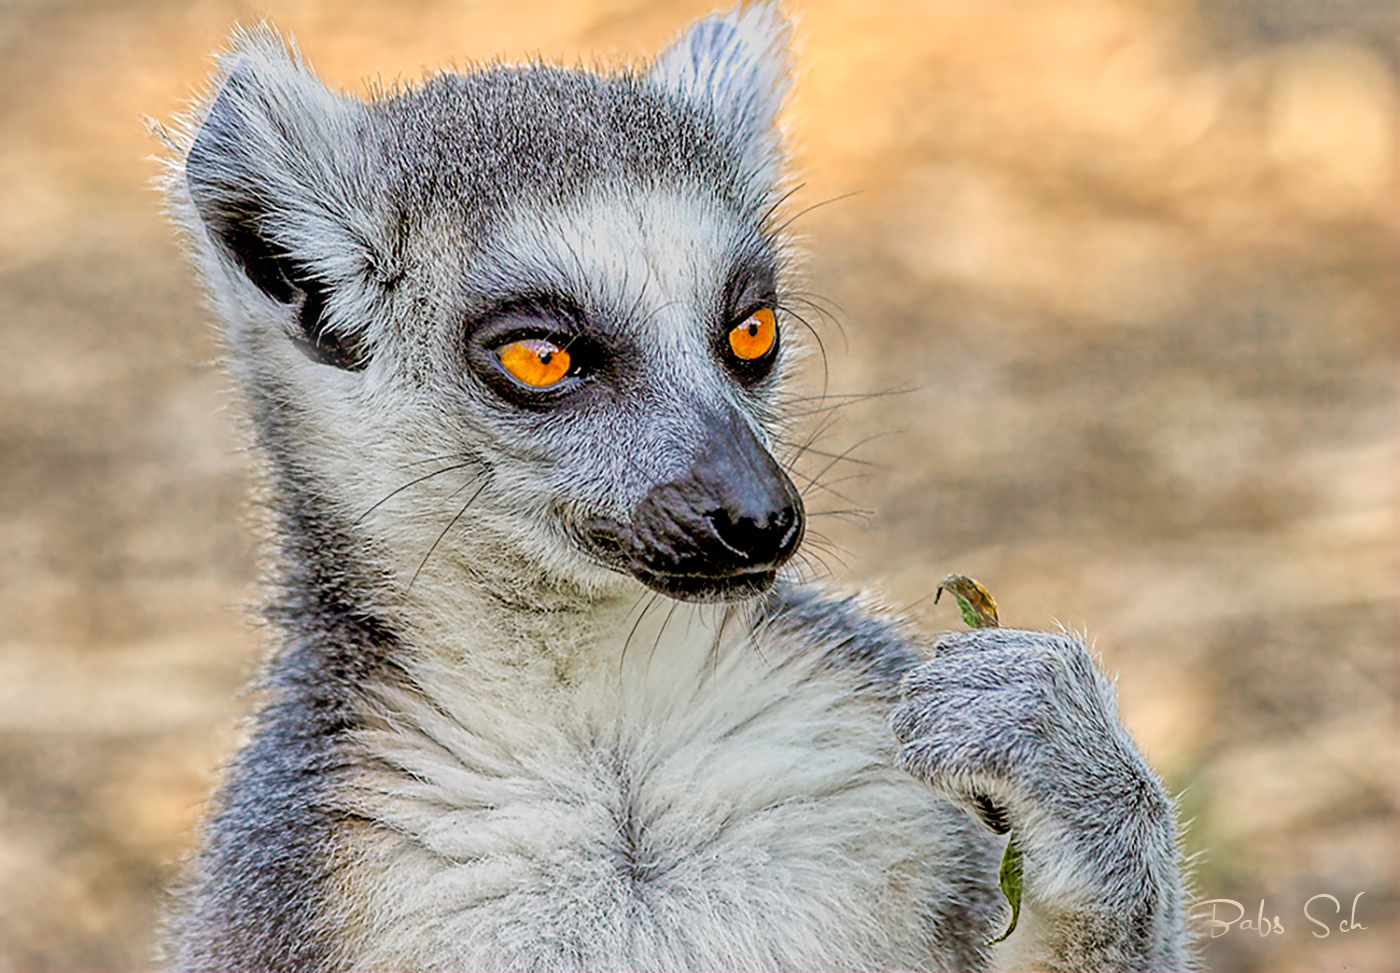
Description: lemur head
xmin=169 ymin=4 xmax=807 ymax=607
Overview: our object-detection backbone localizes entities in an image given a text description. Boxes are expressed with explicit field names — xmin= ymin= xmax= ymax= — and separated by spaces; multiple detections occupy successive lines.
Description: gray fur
xmin=159 ymin=5 xmax=1195 ymax=970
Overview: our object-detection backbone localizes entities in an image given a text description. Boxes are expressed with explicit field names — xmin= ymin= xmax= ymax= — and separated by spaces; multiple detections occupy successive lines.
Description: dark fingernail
xmin=972 ymin=793 xmax=1011 ymax=834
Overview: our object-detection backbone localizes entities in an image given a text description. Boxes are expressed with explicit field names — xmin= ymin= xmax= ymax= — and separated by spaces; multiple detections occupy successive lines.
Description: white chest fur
xmin=329 ymin=601 xmax=969 ymax=971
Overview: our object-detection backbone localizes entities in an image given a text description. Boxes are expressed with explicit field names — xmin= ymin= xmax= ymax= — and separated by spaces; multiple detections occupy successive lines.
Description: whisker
xmin=777 ymin=386 xmax=918 ymax=420
xmin=778 ymin=409 xmax=844 ymax=476
xmin=393 ymin=452 xmax=474 ymax=470
xmin=778 ymin=302 xmax=830 ymax=396
xmin=773 ymin=440 xmax=881 ymax=469
xmin=806 ymin=508 xmax=874 ymax=522
xmin=767 ymin=190 xmax=862 ymax=238
xmin=407 ymin=480 xmax=490 ymax=590
xmin=801 ymin=531 xmax=855 ymax=572
xmin=780 ymin=401 xmax=860 ymax=421
xmin=786 ymin=550 xmax=815 ymax=583
xmin=787 ymin=465 xmax=871 ymax=493
xmin=791 ymin=549 xmax=836 ymax=584
xmin=804 ymin=431 xmax=899 ymax=488
xmin=780 ymin=389 xmax=907 ymax=403
xmin=797 ymin=470 xmax=875 ymax=496
xmin=777 ymin=414 xmax=854 ymax=491
xmin=620 ymin=591 xmax=662 ymax=678
xmin=354 ymin=463 xmax=481 ymax=526
xmin=645 ymin=599 xmax=682 ymax=680
xmin=785 ymin=290 xmax=847 ymax=323
xmin=704 ymin=603 xmax=738 ymax=686
xmin=755 ymin=182 xmax=808 ymax=232
xmin=785 ymin=466 xmax=865 ymax=505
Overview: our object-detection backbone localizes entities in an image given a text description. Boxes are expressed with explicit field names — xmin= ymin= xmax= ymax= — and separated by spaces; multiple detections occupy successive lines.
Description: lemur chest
xmin=332 ymin=649 xmax=962 ymax=970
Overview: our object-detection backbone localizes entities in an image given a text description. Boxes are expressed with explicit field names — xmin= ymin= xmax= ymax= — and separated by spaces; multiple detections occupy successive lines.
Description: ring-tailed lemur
xmin=159 ymin=4 xmax=1195 ymax=970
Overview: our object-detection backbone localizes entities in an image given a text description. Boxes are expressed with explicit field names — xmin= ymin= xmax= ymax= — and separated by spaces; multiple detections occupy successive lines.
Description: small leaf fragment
xmin=935 ymin=573 xmax=1000 ymax=629
xmin=986 ymin=838 xmax=1023 ymax=946
xmin=936 ymin=571 xmax=1018 ymax=948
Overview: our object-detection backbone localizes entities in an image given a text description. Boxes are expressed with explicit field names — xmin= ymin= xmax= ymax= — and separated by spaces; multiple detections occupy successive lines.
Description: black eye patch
xmin=464 ymin=293 xmax=618 ymax=406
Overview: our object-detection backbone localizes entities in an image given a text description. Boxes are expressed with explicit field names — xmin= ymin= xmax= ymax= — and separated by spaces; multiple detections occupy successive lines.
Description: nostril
xmin=707 ymin=502 xmax=803 ymax=565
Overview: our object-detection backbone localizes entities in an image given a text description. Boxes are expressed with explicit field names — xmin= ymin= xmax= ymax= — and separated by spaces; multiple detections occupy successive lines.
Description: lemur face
xmin=175 ymin=9 xmax=804 ymax=603
xmin=449 ymin=188 xmax=805 ymax=602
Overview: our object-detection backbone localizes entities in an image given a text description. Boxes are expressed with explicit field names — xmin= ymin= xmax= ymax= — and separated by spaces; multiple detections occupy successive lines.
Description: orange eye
xmin=728 ymin=308 xmax=776 ymax=361
xmin=497 ymin=338 xmax=572 ymax=387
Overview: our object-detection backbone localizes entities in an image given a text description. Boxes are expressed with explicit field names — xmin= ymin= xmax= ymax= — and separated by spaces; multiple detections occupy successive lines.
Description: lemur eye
xmin=728 ymin=308 xmax=776 ymax=361
xmin=498 ymin=338 xmax=572 ymax=387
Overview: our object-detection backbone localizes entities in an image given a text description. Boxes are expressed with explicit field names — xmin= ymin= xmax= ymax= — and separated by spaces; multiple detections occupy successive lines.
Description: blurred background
xmin=0 ymin=0 xmax=1394 ymax=969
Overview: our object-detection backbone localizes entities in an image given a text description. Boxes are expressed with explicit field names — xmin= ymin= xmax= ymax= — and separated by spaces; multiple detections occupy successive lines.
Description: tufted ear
xmin=649 ymin=2 xmax=794 ymax=186
xmin=181 ymin=27 xmax=384 ymax=370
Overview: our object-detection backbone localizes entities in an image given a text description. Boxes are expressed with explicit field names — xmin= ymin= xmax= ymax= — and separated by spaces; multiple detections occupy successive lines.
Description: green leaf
xmin=935 ymin=574 xmax=1000 ymax=629
xmin=936 ymin=571 xmax=1018 ymax=948
xmin=986 ymin=838 xmax=1023 ymax=947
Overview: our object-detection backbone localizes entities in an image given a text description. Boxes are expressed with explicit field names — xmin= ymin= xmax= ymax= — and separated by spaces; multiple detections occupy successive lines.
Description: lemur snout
xmin=581 ymin=408 xmax=804 ymax=601
xmin=638 ymin=409 xmax=804 ymax=566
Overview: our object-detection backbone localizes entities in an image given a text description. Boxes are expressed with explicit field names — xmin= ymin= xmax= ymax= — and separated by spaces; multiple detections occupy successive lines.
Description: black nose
xmin=622 ymin=407 xmax=805 ymax=598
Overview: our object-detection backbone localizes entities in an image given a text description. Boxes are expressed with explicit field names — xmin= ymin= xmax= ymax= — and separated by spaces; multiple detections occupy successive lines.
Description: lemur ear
xmin=649 ymin=2 xmax=794 ymax=185
xmin=182 ymin=27 xmax=381 ymax=370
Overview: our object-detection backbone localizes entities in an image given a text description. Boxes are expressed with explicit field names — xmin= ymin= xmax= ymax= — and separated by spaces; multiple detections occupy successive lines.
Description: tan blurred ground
xmin=0 ymin=1 xmax=1395 ymax=970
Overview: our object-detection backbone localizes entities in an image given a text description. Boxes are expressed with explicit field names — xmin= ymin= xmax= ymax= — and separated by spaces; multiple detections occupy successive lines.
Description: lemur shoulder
xmin=159 ymin=4 xmax=1197 ymax=970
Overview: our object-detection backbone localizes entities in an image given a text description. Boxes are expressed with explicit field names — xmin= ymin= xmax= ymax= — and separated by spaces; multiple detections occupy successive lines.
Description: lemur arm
xmin=893 ymin=628 xmax=1195 ymax=972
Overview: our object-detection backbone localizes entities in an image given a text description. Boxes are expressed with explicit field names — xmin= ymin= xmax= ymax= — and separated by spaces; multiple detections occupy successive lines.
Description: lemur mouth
xmin=614 ymin=560 xmax=783 ymax=604
xmin=575 ymin=522 xmax=792 ymax=603
xmin=641 ymin=569 xmax=781 ymax=603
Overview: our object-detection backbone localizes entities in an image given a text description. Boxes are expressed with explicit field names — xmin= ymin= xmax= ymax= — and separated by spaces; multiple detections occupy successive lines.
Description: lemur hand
xmin=892 ymin=629 xmax=1192 ymax=971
